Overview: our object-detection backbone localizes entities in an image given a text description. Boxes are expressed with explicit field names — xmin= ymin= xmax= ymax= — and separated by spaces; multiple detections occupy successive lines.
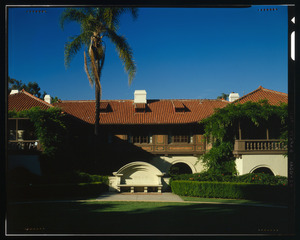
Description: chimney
xmin=134 ymin=90 xmax=147 ymax=104
xmin=229 ymin=92 xmax=240 ymax=102
xmin=44 ymin=94 xmax=51 ymax=104
xmin=10 ymin=89 xmax=19 ymax=95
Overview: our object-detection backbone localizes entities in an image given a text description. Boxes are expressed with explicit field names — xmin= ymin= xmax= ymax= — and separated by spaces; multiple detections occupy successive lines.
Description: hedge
xmin=7 ymin=168 xmax=109 ymax=185
xmin=170 ymin=172 xmax=287 ymax=186
xmin=7 ymin=182 xmax=108 ymax=201
xmin=171 ymin=180 xmax=288 ymax=201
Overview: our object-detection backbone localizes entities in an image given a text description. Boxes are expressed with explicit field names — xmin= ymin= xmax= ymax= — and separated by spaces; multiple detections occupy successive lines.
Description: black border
xmin=2 ymin=0 xmax=299 ymax=239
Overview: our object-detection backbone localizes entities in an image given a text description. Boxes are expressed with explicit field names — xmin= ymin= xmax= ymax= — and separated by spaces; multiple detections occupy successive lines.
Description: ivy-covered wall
xmin=199 ymin=100 xmax=288 ymax=175
xmin=9 ymin=107 xmax=66 ymax=158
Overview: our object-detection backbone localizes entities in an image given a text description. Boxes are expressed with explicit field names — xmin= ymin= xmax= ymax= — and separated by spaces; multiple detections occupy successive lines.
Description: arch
xmin=169 ymin=162 xmax=193 ymax=175
xmin=114 ymin=161 xmax=164 ymax=185
xmin=167 ymin=160 xmax=196 ymax=174
xmin=250 ymin=165 xmax=275 ymax=176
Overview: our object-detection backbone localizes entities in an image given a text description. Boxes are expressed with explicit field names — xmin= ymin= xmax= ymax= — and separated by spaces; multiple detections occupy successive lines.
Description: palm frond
xmin=107 ymin=29 xmax=136 ymax=85
xmin=103 ymin=8 xmax=138 ymax=32
xmin=60 ymin=8 xmax=87 ymax=30
xmin=64 ymin=35 xmax=84 ymax=68
xmin=126 ymin=8 xmax=138 ymax=20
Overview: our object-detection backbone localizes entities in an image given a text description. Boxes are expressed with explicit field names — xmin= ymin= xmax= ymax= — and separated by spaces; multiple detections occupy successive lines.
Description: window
xmin=8 ymin=118 xmax=36 ymax=141
xmin=172 ymin=135 xmax=190 ymax=143
xmin=132 ymin=135 xmax=149 ymax=144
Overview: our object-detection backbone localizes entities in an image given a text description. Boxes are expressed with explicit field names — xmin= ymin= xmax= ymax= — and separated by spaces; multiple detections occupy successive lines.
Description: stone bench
xmin=117 ymin=184 xmax=163 ymax=193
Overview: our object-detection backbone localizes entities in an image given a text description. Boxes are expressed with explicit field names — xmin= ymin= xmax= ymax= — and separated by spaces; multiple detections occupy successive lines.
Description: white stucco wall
xmin=109 ymin=154 xmax=288 ymax=192
xmin=235 ymin=154 xmax=288 ymax=177
xmin=109 ymin=156 xmax=205 ymax=192
xmin=150 ymin=155 xmax=205 ymax=174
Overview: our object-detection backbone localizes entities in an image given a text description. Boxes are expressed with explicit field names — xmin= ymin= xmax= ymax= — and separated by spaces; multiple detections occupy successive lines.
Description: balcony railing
xmin=8 ymin=140 xmax=41 ymax=152
xmin=130 ymin=142 xmax=206 ymax=155
xmin=233 ymin=139 xmax=287 ymax=156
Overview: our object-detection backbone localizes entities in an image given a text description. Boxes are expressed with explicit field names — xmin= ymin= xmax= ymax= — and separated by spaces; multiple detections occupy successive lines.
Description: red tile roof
xmin=134 ymin=103 xmax=146 ymax=109
xmin=233 ymin=86 xmax=288 ymax=105
xmin=8 ymin=89 xmax=53 ymax=111
xmin=55 ymin=99 xmax=229 ymax=125
xmin=172 ymin=101 xmax=185 ymax=110
xmin=8 ymin=86 xmax=287 ymax=125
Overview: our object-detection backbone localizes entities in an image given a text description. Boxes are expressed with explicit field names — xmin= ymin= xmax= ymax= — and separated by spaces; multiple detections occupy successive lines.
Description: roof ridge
xmin=260 ymin=87 xmax=288 ymax=96
xmin=21 ymin=89 xmax=53 ymax=107
xmin=231 ymin=87 xmax=261 ymax=103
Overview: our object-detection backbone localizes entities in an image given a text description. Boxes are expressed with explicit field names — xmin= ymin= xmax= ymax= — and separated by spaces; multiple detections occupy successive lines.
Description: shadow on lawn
xmin=7 ymin=200 xmax=291 ymax=235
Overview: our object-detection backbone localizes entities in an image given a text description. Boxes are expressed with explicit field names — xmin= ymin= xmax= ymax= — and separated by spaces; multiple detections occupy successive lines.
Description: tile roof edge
xmin=259 ymin=87 xmax=288 ymax=96
xmin=58 ymin=99 xmax=227 ymax=103
xmin=20 ymin=89 xmax=54 ymax=108
xmin=231 ymin=86 xmax=287 ymax=104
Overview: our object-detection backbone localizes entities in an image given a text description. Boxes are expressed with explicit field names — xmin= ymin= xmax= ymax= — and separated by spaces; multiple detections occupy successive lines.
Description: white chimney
xmin=44 ymin=94 xmax=51 ymax=104
xmin=229 ymin=92 xmax=240 ymax=102
xmin=10 ymin=89 xmax=19 ymax=95
xmin=134 ymin=90 xmax=147 ymax=104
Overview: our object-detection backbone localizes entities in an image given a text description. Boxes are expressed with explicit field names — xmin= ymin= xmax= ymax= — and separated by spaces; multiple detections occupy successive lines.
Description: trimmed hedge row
xmin=8 ymin=168 xmax=109 ymax=185
xmin=7 ymin=182 xmax=108 ymax=201
xmin=170 ymin=172 xmax=287 ymax=186
xmin=171 ymin=180 xmax=288 ymax=201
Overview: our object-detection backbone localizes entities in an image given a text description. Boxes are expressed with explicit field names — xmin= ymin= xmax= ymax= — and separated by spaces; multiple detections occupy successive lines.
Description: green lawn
xmin=180 ymin=196 xmax=287 ymax=206
xmin=7 ymin=200 xmax=291 ymax=235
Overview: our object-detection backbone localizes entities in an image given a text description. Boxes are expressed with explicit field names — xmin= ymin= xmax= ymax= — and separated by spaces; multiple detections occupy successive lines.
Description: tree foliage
xmin=199 ymin=100 xmax=288 ymax=175
xmin=217 ymin=93 xmax=229 ymax=101
xmin=8 ymin=107 xmax=66 ymax=158
xmin=8 ymin=76 xmax=60 ymax=103
xmin=60 ymin=7 xmax=138 ymax=135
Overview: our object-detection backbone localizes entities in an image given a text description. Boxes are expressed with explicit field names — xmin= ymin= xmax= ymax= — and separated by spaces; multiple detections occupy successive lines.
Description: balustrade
xmin=233 ymin=139 xmax=287 ymax=156
xmin=8 ymin=140 xmax=40 ymax=151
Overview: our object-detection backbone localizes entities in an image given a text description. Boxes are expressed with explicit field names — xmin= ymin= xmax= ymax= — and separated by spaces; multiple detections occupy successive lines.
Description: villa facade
xmin=8 ymin=86 xmax=288 ymax=192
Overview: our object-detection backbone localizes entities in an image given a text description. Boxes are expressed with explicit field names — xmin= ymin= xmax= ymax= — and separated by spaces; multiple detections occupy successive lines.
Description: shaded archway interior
xmin=169 ymin=162 xmax=193 ymax=175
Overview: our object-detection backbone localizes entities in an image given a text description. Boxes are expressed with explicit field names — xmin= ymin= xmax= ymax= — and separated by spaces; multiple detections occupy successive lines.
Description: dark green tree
xmin=200 ymin=100 xmax=288 ymax=175
xmin=60 ymin=8 xmax=138 ymax=136
xmin=8 ymin=76 xmax=60 ymax=102
xmin=217 ymin=93 xmax=229 ymax=101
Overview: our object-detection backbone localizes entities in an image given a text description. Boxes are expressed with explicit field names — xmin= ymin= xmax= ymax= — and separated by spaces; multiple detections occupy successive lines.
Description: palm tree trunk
xmin=95 ymin=85 xmax=100 ymax=136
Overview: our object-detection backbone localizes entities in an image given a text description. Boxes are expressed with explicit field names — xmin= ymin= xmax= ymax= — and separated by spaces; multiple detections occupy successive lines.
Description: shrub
xmin=73 ymin=171 xmax=109 ymax=184
xmin=236 ymin=173 xmax=288 ymax=185
xmin=170 ymin=172 xmax=287 ymax=186
xmin=171 ymin=180 xmax=288 ymax=201
xmin=7 ymin=182 xmax=108 ymax=201
xmin=7 ymin=169 xmax=109 ymax=186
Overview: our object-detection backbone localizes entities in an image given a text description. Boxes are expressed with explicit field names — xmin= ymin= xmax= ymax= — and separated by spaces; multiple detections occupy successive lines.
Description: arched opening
xmin=169 ymin=163 xmax=193 ymax=175
xmin=252 ymin=167 xmax=274 ymax=176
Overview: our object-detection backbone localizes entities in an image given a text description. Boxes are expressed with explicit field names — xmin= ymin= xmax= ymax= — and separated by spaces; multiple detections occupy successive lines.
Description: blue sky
xmin=8 ymin=6 xmax=288 ymax=101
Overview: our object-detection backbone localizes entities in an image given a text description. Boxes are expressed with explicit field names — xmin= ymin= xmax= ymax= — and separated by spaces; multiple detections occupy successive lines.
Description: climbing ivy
xmin=199 ymin=100 xmax=288 ymax=175
xmin=8 ymin=107 xmax=66 ymax=158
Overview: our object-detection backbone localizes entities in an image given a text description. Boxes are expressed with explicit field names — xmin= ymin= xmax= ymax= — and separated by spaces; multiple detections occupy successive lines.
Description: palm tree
xmin=60 ymin=8 xmax=137 ymax=136
xmin=217 ymin=93 xmax=229 ymax=101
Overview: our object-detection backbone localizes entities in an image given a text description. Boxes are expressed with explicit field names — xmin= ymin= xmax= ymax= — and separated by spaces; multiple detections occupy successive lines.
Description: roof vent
xmin=134 ymin=90 xmax=147 ymax=104
xmin=10 ymin=89 xmax=19 ymax=95
xmin=173 ymin=101 xmax=186 ymax=112
xmin=100 ymin=102 xmax=111 ymax=113
xmin=44 ymin=94 xmax=51 ymax=104
xmin=229 ymin=92 xmax=240 ymax=102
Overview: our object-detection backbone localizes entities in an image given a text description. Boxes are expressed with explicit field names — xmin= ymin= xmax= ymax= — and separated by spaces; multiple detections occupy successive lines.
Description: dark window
xmin=172 ymin=135 xmax=190 ymax=143
xmin=132 ymin=135 xmax=149 ymax=144
xmin=8 ymin=119 xmax=36 ymax=141
xmin=8 ymin=119 xmax=17 ymax=140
